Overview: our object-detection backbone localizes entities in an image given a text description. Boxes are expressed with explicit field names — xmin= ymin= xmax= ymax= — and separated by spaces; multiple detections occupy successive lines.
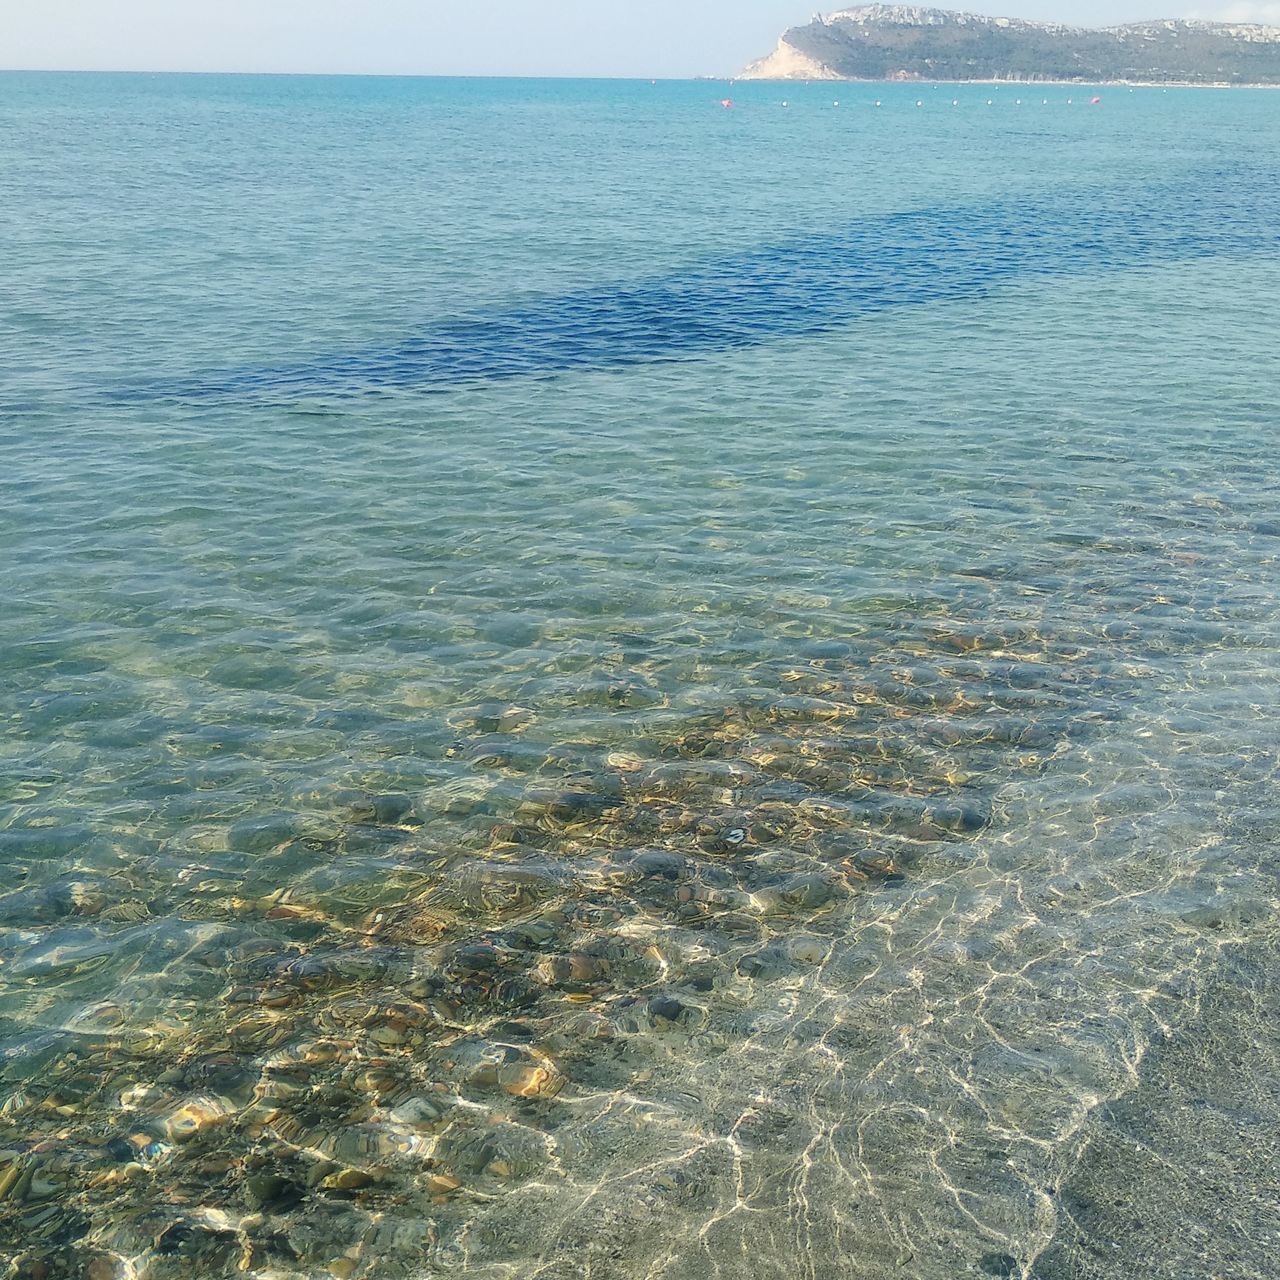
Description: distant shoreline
xmin=739 ymin=10 xmax=1280 ymax=93
xmin=730 ymin=75 xmax=1280 ymax=90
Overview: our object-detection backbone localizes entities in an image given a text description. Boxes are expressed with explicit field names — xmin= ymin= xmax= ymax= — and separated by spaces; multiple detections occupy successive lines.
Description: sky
xmin=2 ymin=1 xmax=1277 ymax=78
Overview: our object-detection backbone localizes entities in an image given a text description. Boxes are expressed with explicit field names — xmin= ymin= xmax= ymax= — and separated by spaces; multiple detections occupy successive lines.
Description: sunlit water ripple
xmin=1 ymin=73 xmax=1278 ymax=1280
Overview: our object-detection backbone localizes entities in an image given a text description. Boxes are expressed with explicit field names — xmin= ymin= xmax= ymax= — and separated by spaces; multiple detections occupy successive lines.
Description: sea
xmin=1 ymin=72 xmax=1278 ymax=1280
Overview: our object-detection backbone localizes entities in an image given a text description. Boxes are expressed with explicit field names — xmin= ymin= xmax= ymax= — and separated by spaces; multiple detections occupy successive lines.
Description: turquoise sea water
xmin=1 ymin=73 xmax=1278 ymax=1278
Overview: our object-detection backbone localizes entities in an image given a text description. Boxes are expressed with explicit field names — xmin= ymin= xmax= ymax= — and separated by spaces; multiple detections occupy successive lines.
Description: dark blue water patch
xmin=103 ymin=169 xmax=1280 ymax=404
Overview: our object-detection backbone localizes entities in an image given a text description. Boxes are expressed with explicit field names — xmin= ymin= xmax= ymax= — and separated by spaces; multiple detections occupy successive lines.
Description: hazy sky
xmin=3 ymin=1 xmax=1276 ymax=78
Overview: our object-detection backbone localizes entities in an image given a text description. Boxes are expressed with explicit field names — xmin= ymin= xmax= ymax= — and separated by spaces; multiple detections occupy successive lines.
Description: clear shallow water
xmin=1 ymin=74 xmax=1278 ymax=1279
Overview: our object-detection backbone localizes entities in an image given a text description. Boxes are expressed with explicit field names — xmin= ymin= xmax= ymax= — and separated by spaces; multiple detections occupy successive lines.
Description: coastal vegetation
xmin=741 ymin=5 xmax=1280 ymax=84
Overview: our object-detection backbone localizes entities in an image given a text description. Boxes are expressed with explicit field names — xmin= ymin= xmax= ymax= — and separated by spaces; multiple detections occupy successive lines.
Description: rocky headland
xmin=740 ymin=5 xmax=1280 ymax=85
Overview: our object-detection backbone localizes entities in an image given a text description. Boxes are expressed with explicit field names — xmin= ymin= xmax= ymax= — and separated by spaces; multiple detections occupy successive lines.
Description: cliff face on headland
xmin=740 ymin=5 xmax=1280 ymax=84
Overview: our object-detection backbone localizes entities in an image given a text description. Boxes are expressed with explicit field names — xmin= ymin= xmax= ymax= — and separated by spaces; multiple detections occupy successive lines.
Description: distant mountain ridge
xmin=740 ymin=6 xmax=1280 ymax=85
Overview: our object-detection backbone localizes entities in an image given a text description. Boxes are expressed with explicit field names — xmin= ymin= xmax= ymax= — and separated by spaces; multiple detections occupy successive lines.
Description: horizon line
xmin=0 ymin=67 xmax=728 ymax=81
xmin=2 ymin=68 xmax=1272 ymax=89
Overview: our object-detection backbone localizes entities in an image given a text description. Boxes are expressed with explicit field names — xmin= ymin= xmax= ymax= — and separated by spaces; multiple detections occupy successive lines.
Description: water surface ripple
xmin=104 ymin=170 xmax=1280 ymax=402
xmin=1 ymin=74 xmax=1278 ymax=1280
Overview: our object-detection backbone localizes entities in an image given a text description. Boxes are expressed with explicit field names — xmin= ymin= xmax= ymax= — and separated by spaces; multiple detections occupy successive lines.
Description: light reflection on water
xmin=1 ymin=74 xmax=1279 ymax=1280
